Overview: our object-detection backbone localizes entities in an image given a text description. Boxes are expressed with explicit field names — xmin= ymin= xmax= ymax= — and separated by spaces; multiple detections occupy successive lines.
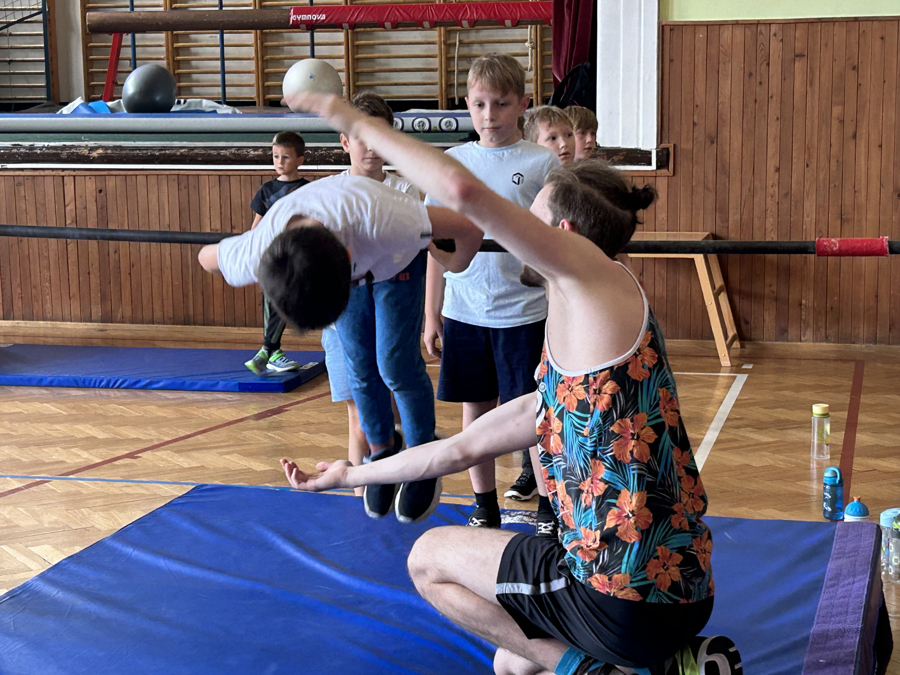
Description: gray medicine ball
xmin=122 ymin=64 xmax=177 ymax=114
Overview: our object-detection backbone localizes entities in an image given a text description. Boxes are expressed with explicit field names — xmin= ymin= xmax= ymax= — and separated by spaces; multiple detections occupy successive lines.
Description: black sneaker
xmin=466 ymin=505 xmax=501 ymax=528
xmin=504 ymin=470 xmax=538 ymax=501
xmin=362 ymin=431 xmax=403 ymax=519
xmin=535 ymin=511 xmax=559 ymax=539
xmin=395 ymin=476 xmax=442 ymax=523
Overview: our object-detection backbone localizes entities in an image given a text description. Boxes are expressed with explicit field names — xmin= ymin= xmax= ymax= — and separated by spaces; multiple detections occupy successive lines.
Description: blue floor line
xmin=0 ymin=474 xmax=478 ymax=500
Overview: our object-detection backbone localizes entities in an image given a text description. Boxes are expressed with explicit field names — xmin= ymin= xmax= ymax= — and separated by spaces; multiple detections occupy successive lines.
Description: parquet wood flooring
xmin=1 ymin=328 xmax=898 ymax=671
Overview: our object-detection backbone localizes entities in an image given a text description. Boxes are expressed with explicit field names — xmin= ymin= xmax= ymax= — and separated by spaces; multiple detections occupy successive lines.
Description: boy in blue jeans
xmin=198 ymin=170 xmax=482 ymax=523
xmin=424 ymin=53 xmax=560 ymax=531
xmin=322 ymin=91 xmax=417 ymax=496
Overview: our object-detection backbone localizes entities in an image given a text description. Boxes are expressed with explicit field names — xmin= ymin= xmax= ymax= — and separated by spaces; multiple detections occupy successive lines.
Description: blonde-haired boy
xmin=424 ymin=52 xmax=560 ymax=532
xmin=565 ymin=105 xmax=598 ymax=162
xmin=524 ymin=105 xmax=575 ymax=166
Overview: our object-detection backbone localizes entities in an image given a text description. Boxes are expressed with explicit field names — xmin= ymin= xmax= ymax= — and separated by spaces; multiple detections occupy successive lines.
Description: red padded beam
xmin=815 ymin=237 xmax=889 ymax=257
xmin=289 ymin=2 xmax=552 ymax=29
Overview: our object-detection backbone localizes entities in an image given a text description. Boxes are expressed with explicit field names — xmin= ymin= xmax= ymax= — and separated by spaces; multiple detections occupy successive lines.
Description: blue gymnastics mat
xmin=0 ymin=344 xmax=325 ymax=392
xmin=0 ymin=487 xmax=887 ymax=675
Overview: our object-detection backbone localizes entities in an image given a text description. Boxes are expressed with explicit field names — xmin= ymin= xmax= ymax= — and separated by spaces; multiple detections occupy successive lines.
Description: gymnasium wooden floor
xmin=1 ymin=324 xmax=898 ymax=672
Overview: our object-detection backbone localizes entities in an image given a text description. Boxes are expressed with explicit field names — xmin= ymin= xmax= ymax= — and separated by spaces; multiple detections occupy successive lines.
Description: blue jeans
xmin=334 ymin=250 xmax=434 ymax=448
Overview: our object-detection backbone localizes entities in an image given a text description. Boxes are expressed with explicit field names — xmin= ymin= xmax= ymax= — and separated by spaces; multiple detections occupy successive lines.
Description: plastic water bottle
xmin=844 ymin=497 xmax=869 ymax=522
xmin=823 ymin=466 xmax=843 ymax=521
xmin=880 ymin=508 xmax=900 ymax=573
xmin=811 ymin=404 xmax=830 ymax=459
xmin=890 ymin=514 xmax=900 ymax=584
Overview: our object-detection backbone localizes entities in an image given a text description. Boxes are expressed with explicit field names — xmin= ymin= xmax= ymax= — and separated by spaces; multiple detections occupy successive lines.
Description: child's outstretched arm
xmin=284 ymin=92 xmax=607 ymax=285
xmin=424 ymin=206 xmax=483 ymax=273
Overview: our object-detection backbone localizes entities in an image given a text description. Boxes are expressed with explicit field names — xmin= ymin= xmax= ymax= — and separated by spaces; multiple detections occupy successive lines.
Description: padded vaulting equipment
xmin=0 ymin=487 xmax=889 ymax=674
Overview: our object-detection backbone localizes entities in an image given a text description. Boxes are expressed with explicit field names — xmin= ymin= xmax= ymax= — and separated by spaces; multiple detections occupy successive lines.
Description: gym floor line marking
xmin=0 ymin=390 xmax=331 ymax=501
xmin=694 ymin=373 xmax=749 ymax=471
xmin=0 ymin=474 xmax=482 ymax=502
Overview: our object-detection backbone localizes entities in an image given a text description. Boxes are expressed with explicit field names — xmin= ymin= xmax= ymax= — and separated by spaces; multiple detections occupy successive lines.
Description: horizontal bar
xmin=0 ymin=226 xmax=896 ymax=257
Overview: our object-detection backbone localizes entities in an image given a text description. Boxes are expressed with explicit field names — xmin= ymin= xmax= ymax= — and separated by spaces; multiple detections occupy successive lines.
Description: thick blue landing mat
xmin=0 ymin=344 xmax=325 ymax=392
xmin=0 ymin=487 xmax=865 ymax=675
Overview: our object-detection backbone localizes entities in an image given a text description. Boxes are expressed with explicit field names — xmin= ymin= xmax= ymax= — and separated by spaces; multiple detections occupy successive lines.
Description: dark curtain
xmin=551 ymin=0 xmax=595 ymax=86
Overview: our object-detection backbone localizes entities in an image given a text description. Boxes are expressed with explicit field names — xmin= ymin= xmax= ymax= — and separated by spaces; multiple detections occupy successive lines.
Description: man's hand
xmin=281 ymin=458 xmax=352 ymax=492
xmin=423 ymin=313 xmax=443 ymax=358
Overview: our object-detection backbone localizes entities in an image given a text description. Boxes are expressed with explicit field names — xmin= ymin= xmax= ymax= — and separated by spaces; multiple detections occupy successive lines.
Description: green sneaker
xmin=245 ymin=348 xmax=270 ymax=375
xmin=267 ymin=350 xmax=300 ymax=372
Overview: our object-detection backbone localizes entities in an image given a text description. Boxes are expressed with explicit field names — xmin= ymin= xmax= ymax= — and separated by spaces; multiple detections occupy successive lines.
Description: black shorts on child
xmin=496 ymin=533 xmax=714 ymax=668
xmin=436 ymin=318 xmax=545 ymax=404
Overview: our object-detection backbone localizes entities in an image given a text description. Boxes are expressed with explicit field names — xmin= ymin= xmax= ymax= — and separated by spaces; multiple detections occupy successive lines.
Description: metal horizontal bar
xmin=0 ymin=226 xmax=895 ymax=257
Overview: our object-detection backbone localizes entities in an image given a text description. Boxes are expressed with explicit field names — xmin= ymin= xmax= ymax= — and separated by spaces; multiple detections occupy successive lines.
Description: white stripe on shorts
xmin=495 ymin=577 xmax=570 ymax=596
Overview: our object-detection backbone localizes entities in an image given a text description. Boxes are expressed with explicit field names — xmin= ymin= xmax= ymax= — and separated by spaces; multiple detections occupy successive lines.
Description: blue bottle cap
xmin=844 ymin=497 xmax=869 ymax=521
xmin=823 ymin=467 xmax=842 ymax=485
xmin=881 ymin=508 xmax=900 ymax=528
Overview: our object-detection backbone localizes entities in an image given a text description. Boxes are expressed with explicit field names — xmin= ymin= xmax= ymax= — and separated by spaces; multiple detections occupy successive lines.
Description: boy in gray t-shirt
xmin=424 ymin=53 xmax=559 ymax=530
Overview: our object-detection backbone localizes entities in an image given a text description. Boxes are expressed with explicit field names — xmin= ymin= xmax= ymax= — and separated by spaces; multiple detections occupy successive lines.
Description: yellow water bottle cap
xmin=812 ymin=403 xmax=830 ymax=416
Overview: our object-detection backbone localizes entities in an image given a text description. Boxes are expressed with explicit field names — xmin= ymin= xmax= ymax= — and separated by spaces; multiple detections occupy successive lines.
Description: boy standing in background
xmin=424 ymin=53 xmax=560 ymax=532
xmin=245 ymin=131 xmax=308 ymax=374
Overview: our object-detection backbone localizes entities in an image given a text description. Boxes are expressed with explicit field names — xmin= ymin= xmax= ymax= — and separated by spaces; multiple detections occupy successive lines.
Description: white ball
xmin=283 ymin=59 xmax=343 ymax=110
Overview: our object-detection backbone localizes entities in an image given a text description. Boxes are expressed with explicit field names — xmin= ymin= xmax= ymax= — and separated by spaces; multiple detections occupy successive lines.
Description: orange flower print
xmin=557 ymin=481 xmax=576 ymax=528
xmin=626 ymin=331 xmax=658 ymax=381
xmin=588 ymin=573 xmax=642 ymax=601
xmin=537 ymin=409 xmax=564 ymax=455
xmin=542 ymin=467 xmax=557 ymax=499
xmin=536 ymin=350 xmax=549 ymax=380
xmin=680 ymin=475 xmax=706 ymax=514
xmin=693 ymin=530 xmax=713 ymax=571
xmin=588 ymin=371 xmax=620 ymax=412
xmin=556 ymin=376 xmax=587 ymax=412
xmin=670 ymin=503 xmax=689 ymax=531
xmin=672 ymin=447 xmax=691 ymax=478
xmin=604 ymin=489 xmax=653 ymax=543
xmin=566 ymin=527 xmax=607 ymax=562
xmin=646 ymin=546 xmax=683 ymax=592
xmin=659 ymin=388 xmax=680 ymax=427
xmin=610 ymin=413 xmax=658 ymax=463
xmin=578 ymin=459 xmax=607 ymax=507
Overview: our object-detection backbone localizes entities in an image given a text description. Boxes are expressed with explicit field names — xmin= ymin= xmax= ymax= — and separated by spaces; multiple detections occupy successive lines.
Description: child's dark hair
xmin=258 ymin=225 xmax=351 ymax=331
xmin=350 ymin=91 xmax=394 ymax=126
xmin=545 ymin=160 xmax=656 ymax=258
xmin=272 ymin=131 xmax=306 ymax=157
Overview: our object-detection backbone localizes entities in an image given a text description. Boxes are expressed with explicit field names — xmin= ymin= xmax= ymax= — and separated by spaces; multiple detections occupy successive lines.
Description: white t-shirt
xmin=425 ymin=140 xmax=559 ymax=328
xmin=217 ymin=173 xmax=432 ymax=287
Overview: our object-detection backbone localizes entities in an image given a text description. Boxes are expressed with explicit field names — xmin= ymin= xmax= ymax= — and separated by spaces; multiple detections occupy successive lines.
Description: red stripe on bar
xmin=288 ymin=2 xmax=552 ymax=29
xmin=815 ymin=237 xmax=889 ymax=257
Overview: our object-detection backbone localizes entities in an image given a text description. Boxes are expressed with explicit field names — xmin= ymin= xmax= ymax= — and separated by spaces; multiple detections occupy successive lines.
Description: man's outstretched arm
xmin=282 ymin=393 xmax=537 ymax=492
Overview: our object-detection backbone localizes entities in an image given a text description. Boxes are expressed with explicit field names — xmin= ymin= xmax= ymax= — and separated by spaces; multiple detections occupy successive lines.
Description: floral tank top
xmin=535 ymin=283 xmax=713 ymax=604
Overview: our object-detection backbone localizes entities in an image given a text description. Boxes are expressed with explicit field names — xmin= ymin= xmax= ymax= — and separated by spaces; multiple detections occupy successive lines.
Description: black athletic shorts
xmin=436 ymin=318 xmax=545 ymax=404
xmin=496 ymin=533 xmax=714 ymax=668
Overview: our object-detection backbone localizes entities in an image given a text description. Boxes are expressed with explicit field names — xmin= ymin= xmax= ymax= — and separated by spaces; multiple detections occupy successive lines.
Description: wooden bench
xmin=629 ymin=232 xmax=740 ymax=367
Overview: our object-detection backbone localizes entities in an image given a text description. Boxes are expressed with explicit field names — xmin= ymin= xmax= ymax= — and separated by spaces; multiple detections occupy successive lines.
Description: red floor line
xmin=0 ymin=390 xmax=331 ymax=500
xmin=839 ymin=360 xmax=865 ymax=500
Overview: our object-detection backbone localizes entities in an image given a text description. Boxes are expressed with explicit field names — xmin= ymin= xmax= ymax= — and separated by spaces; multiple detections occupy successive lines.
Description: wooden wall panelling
xmin=644 ymin=18 xmax=900 ymax=344
xmin=877 ymin=22 xmax=897 ymax=343
xmin=788 ymin=22 xmax=808 ymax=343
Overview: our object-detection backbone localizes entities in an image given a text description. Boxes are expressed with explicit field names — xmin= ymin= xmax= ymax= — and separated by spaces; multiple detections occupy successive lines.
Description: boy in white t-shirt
xmin=424 ymin=53 xmax=560 ymax=531
xmin=322 ymin=92 xmax=419 ymax=497
xmin=197 ymin=173 xmax=482 ymax=523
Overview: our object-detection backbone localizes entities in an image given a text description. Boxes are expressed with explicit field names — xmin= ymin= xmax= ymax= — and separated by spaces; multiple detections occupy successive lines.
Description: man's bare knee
xmin=407 ymin=528 xmax=444 ymax=590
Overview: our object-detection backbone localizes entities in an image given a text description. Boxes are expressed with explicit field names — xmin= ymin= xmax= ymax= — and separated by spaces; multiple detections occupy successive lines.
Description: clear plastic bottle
xmin=811 ymin=403 xmax=830 ymax=459
xmin=881 ymin=508 xmax=900 ymax=574
xmin=890 ymin=514 xmax=900 ymax=584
